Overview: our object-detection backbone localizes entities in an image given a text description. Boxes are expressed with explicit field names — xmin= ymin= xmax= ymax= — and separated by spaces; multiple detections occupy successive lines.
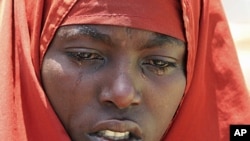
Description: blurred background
xmin=221 ymin=0 xmax=250 ymax=91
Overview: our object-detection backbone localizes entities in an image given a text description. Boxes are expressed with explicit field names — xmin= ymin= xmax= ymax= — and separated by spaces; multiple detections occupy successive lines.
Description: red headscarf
xmin=0 ymin=0 xmax=249 ymax=141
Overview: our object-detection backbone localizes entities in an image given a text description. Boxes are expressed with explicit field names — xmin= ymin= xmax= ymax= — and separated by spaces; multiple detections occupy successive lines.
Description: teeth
xmin=98 ymin=130 xmax=130 ymax=140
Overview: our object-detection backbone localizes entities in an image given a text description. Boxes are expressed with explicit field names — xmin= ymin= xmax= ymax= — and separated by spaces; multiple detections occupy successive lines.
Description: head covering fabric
xmin=60 ymin=0 xmax=185 ymax=41
xmin=0 ymin=0 xmax=249 ymax=141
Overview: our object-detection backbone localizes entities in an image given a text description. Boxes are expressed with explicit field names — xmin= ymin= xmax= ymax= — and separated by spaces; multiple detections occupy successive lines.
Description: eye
xmin=142 ymin=58 xmax=177 ymax=75
xmin=67 ymin=52 xmax=104 ymax=61
xmin=66 ymin=51 xmax=105 ymax=66
xmin=148 ymin=59 xmax=170 ymax=67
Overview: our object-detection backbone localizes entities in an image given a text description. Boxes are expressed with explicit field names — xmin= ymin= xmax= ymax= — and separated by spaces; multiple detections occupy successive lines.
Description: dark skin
xmin=41 ymin=25 xmax=186 ymax=141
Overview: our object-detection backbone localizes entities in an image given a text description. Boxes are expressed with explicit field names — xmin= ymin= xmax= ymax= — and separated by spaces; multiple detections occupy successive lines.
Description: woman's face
xmin=41 ymin=25 xmax=186 ymax=141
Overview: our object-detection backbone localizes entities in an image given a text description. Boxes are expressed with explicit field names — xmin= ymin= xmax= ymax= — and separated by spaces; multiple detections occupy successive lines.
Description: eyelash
xmin=142 ymin=59 xmax=177 ymax=75
xmin=66 ymin=52 xmax=105 ymax=69
xmin=66 ymin=52 xmax=104 ymax=63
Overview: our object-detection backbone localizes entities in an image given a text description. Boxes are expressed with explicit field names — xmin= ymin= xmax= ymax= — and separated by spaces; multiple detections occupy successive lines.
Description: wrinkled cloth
xmin=0 ymin=0 xmax=249 ymax=141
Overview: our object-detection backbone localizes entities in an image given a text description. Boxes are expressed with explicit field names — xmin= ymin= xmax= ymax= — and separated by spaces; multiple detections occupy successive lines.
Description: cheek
xmin=41 ymin=56 xmax=100 ymax=132
xmin=143 ymin=71 xmax=186 ymax=137
xmin=42 ymin=58 xmax=75 ymax=93
xmin=41 ymin=57 xmax=80 ymax=121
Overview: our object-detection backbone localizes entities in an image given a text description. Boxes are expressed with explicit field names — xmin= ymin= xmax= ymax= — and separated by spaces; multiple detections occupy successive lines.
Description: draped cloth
xmin=0 ymin=0 xmax=249 ymax=140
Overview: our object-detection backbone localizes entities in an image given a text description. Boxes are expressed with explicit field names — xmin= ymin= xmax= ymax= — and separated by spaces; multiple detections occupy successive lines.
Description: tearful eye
xmin=148 ymin=60 xmax=169 ymax=67
xmin=142 ymin=58 xmax=177 ymax=75
xmin=143 ymin=59 xmax=176 ymax=68
xmin=67 ymin=52 xmax=104 ymax=61
xmin=65 ymin=50 xmax=105 ymax=68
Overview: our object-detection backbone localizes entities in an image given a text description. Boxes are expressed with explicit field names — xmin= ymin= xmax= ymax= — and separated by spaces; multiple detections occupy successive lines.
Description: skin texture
xmin=41 ymin=25 xmax=186 ymax=141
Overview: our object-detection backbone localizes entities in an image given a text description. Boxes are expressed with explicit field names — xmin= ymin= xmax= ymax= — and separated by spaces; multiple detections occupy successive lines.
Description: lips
xmin=88 ymin=119 xmax=142 ymax=141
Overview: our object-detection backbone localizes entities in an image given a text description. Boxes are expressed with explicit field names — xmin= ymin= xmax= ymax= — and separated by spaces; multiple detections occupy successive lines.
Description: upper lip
xmin=89 ymin=119 xmax=143 ymax=140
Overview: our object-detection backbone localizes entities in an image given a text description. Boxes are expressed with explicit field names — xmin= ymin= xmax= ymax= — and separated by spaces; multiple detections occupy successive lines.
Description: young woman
xmin=1 ymin=0 xmax=249 ymax=140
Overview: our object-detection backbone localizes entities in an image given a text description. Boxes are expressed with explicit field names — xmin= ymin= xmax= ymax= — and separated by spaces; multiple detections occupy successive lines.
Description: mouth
xmin=88 ymin=119 xmax=142 ymax=141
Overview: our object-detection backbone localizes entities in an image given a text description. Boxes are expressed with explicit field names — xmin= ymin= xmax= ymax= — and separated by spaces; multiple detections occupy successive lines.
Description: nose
xmin=99 ymin=72 xmax=141 ymax=109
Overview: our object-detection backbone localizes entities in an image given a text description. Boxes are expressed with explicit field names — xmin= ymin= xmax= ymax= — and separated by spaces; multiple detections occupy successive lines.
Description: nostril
xmin=101 ymin=93 xmax=139 ymax=109
xmin=99 ymin=85 xmax=141 ymax=109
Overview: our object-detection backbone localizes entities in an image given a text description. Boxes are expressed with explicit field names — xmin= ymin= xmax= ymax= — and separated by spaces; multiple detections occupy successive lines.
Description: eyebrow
xmin=57 ymin=25 xmax=185 ymax=48
xmin=57 ymin=25 xmax=112 ymax=45
xmin=144 ymin=33 xmax=185 ymax=48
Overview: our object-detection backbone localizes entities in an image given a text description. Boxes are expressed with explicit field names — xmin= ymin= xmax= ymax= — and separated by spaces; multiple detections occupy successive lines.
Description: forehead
xmin=54 ymin=25 xmax=185 ymax=48
xmin=56 ymin=25 xmax=156 ymax=39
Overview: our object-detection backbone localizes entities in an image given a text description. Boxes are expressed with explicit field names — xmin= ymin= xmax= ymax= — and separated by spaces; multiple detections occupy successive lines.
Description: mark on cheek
xmin=75 ymin=70 xmax=84 ymax=86
xmin=74 ymin=68 xmax=95 ymax=88
xmin=44 ymin=58 xmax=64 ymax=74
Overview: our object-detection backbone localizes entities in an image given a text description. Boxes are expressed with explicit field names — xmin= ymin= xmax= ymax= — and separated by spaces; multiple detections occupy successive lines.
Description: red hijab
xmin=0 ymin=0 xmax=249 ymax=140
